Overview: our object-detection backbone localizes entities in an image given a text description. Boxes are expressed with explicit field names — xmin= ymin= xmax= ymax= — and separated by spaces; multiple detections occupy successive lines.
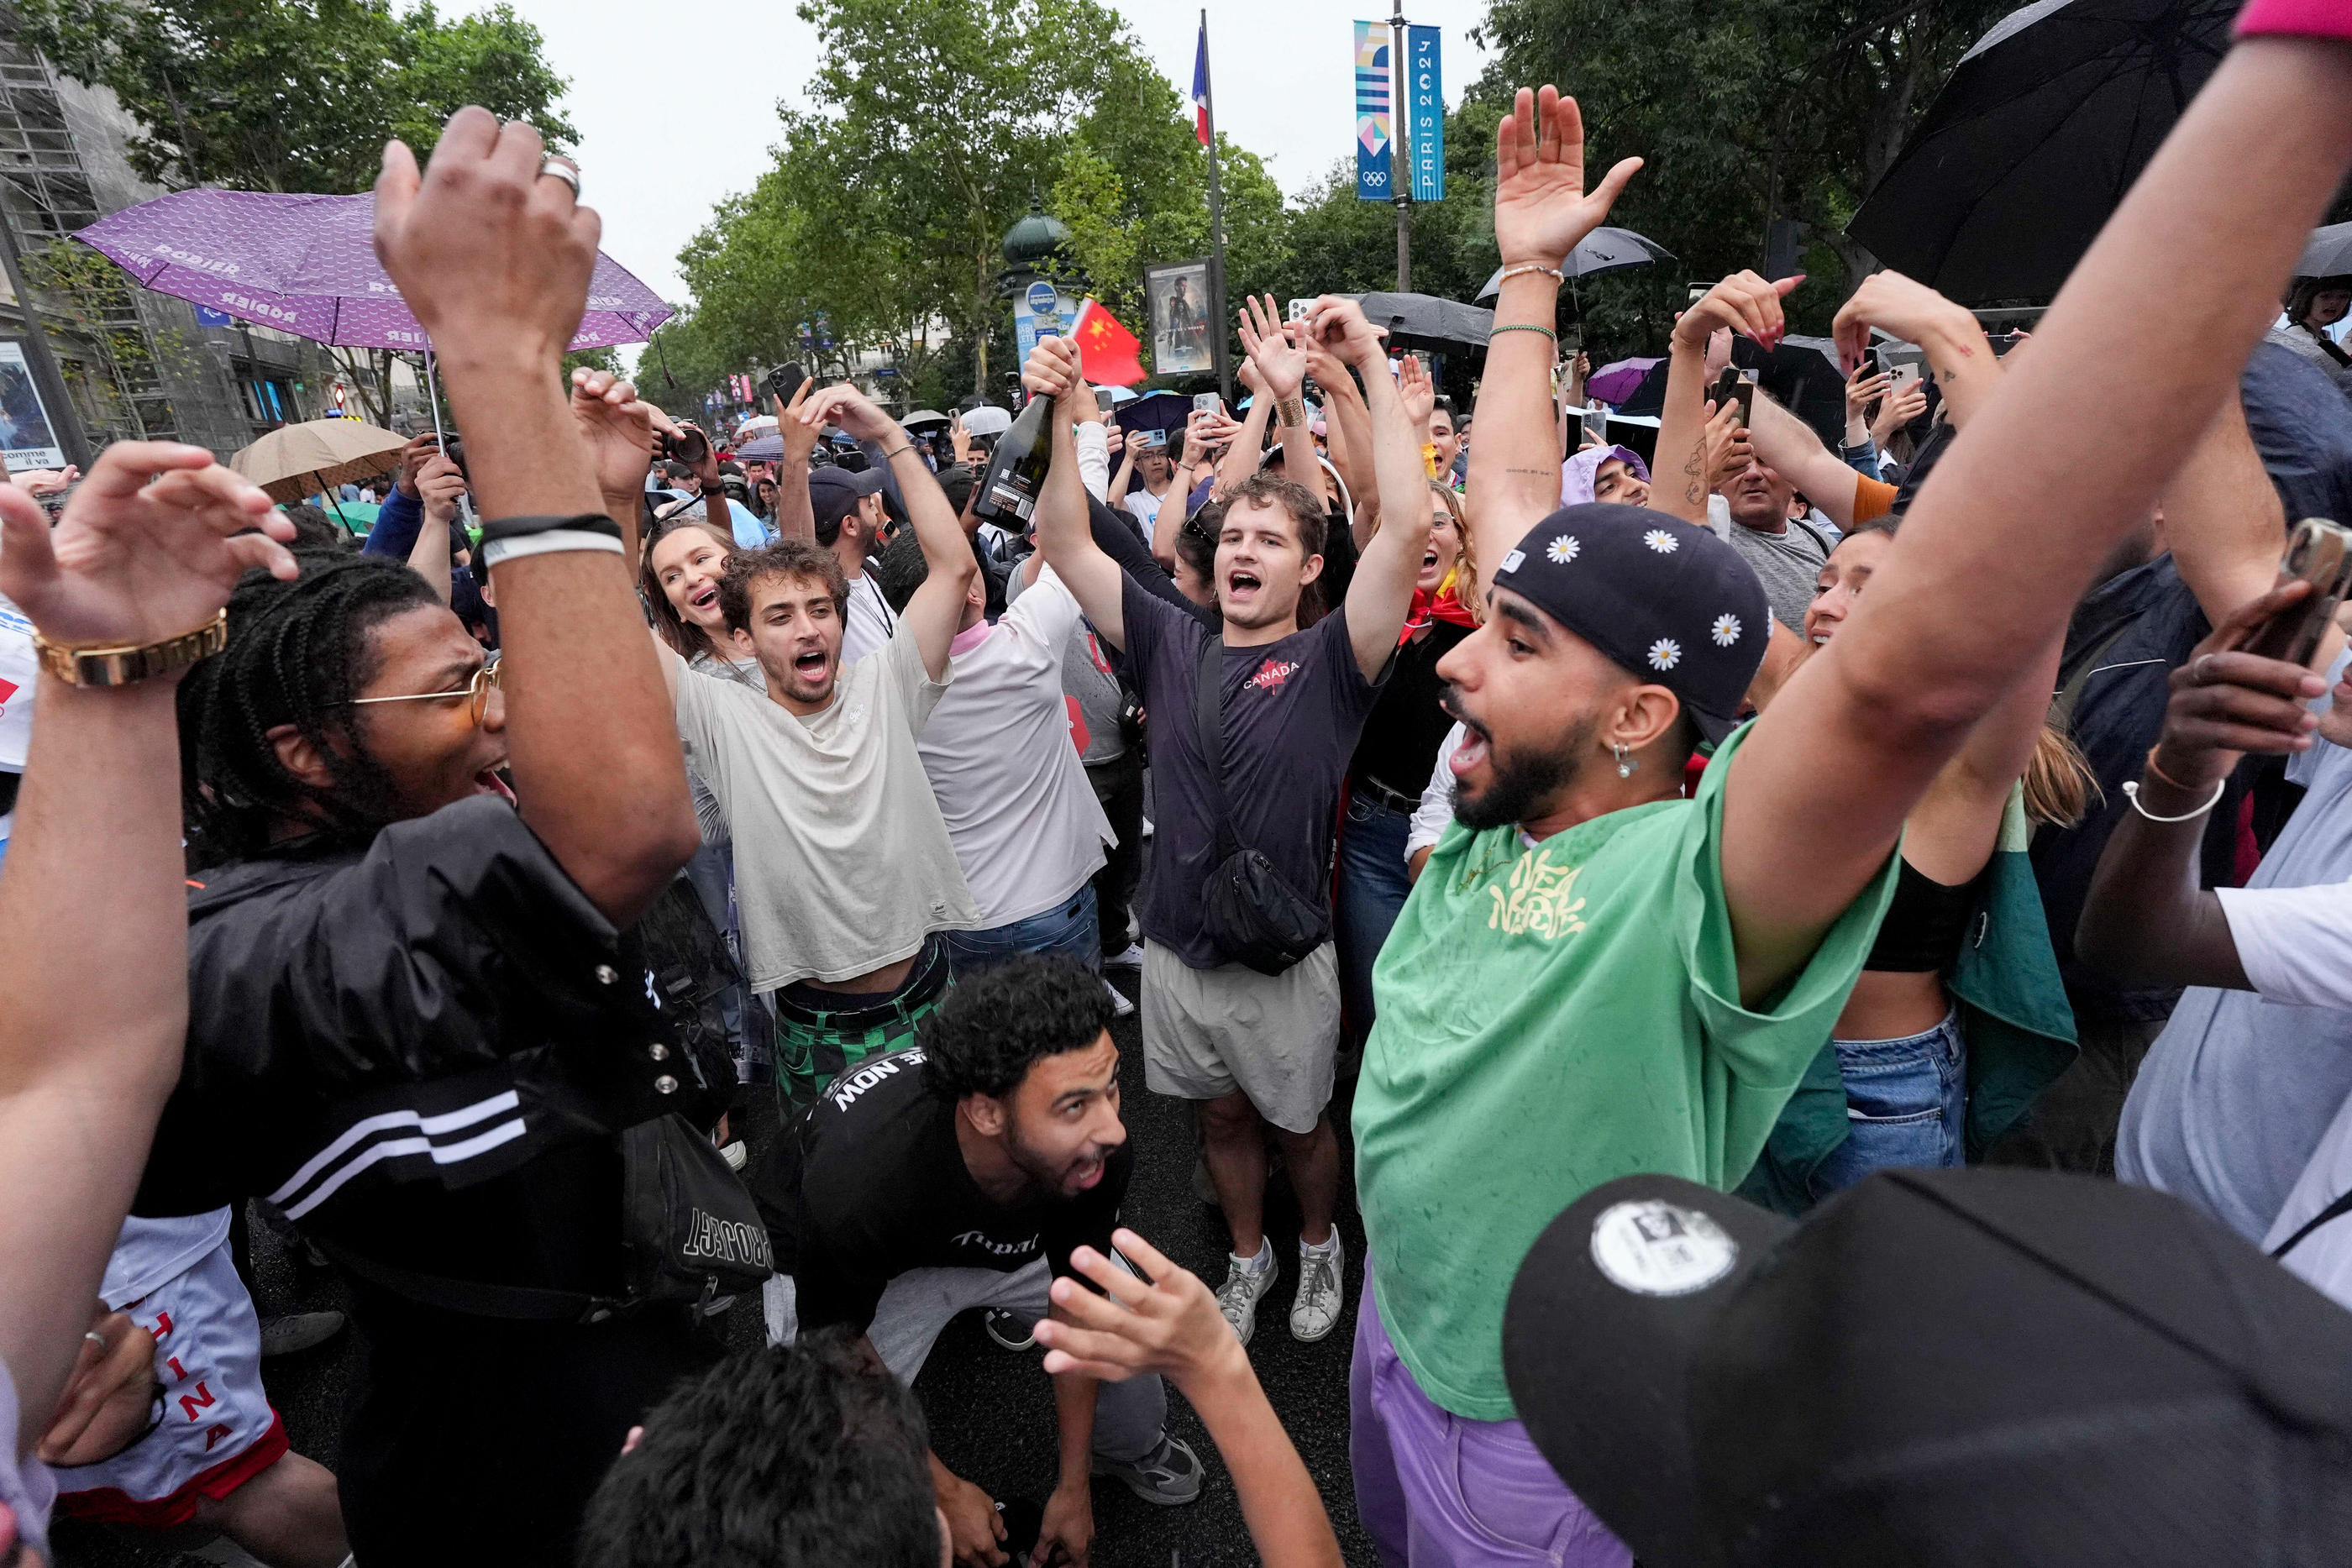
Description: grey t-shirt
xmin=2119 ymin=691 xmax=2352 ymax=1240
xmin=1120 ymin=578 xmax=1384 ymax=968
xmin=1712 ymin=508 xmax=1835 ymax=635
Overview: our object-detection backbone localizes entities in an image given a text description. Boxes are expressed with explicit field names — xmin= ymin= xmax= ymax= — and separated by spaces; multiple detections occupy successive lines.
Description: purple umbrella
xmin=75 ymin=189 xmax=671 ymax=351
xmin=1586 ymin=357 xmax=1662 ymax=406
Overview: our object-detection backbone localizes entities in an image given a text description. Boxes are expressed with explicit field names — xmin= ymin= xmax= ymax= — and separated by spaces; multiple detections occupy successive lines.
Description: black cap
xmin=1503 ymin=1168 xmax=2352 ymax=1568
xmin=1488 ymin=504 xmax=1768 ymax=743
xmin=808 ymin=464 xmax=885 ymax=536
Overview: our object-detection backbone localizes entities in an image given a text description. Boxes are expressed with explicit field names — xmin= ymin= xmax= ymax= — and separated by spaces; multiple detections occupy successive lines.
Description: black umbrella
xmin=2297 ymin=222 xmax=2352 ymax=280
xmin=1354 ymin=291 xmax=1495 ymax=352
xmin=1113 ymin=391 xmax=1193 ymax=438
xmin=1473 ymin=227 xmax=1675 ymax=300
xmin=1846 ymin=0 xmax=2235 ymax=306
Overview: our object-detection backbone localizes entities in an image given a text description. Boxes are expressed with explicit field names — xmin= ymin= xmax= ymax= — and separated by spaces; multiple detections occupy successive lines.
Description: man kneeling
xmin=753 ymin=955 xmax=1201 ymax=1565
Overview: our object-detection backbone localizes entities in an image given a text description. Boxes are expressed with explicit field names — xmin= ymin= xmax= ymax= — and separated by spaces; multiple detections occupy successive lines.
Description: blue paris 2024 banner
xmin=1407 ymin=25 xmax=1444 ymax=202
xmin=1354 ymin=20 xmax=1391 ymax=202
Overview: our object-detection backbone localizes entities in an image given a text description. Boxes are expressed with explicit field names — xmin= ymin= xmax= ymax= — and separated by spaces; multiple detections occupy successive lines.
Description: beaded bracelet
xmin=1495 ymin=263 xmax=1567 ymax=286
xmin=1489 ymin=323 xmax=1558 ymax=343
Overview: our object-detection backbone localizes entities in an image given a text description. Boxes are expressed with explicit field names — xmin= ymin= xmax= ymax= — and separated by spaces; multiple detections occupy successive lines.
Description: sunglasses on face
xmin=345 ymin=661 xmax=501 ymax=726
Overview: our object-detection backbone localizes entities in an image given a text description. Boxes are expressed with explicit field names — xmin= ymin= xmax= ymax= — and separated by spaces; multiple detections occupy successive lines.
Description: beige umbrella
xmin=231 ymin=417 xmax=409 ymax=522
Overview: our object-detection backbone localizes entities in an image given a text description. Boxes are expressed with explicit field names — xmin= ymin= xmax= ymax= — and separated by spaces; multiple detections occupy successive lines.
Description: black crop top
xmin=1864 ymin=857 xmax=1985 ymax=973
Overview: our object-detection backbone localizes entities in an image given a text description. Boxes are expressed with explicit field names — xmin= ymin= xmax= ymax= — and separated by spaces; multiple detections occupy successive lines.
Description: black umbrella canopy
xmin=1354 ymin=291 xmax=1497 ymax=351
xmin=1474 ymin=227 xmax=1676 ymax=300
xmin=1847 ymin=0 xmax=2235 ymax=306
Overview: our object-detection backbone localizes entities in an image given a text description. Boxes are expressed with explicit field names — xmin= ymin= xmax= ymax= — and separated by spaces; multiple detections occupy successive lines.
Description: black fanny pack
xmin=621 ymin=1113 xmax=774 ymax=1305
xmin=1193 ymin=638 xmax=1327 ymax=975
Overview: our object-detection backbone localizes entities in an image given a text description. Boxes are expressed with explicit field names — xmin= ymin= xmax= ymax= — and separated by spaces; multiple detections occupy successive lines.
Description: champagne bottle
xmin=973 ymin=391 xmax=1054 ymax=527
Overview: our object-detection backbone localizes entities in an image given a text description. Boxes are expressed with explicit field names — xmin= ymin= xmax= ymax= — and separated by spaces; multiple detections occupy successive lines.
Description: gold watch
xmin=32 ymin=609 xmax=228 ymax=687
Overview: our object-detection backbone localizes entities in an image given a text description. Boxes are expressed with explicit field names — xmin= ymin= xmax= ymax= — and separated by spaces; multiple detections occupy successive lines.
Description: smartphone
xmin=764 ymin=362 xmax=807 ymax=402
xmin=1687 ymin=281 xmax=1710 ymax=306
xmin=1889 ymin=361 xmax=1924 ymax=393
xmin=1191 ymin=392 xmax=1223 ymax=416
xmin=1138 ymin=427 xmax=1168 ymax=450
xmin=1987 ymin=331 xmax=2024 ymax=359
xmin=1710 ymin=366 xmax=1756 ymax=428
xmin=1286 ymin=298 xmax=1315 ymax=323
xmin=2246 ymin=518 xmax=2352 ymax=668
xmin=1095 ymin=386 xmax=1116 ymax=414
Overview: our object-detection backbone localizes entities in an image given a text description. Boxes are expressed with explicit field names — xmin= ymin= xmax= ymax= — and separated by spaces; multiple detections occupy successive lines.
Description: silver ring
xmin=537 ymin=156 xmax=580 ymax=198
xmin=84 ymin=1330 xmax=107 ymax=1350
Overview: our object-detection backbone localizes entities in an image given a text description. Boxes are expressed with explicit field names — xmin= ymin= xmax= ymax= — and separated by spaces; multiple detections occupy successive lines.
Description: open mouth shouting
xmin=1225 ymin=567 xmax=1263 ymax=606
xmin=688 ymin=585 xmax=720 ymax=616
xmin=474 ymin=763 xmax=516 ymax=801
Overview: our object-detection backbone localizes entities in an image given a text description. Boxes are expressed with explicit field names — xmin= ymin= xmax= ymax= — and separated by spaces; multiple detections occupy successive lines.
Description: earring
xmin=1614 ymin=743 xmax=1635 ymax=779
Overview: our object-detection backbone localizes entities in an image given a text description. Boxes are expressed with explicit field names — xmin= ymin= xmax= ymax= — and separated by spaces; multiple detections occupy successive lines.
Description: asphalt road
xmin=51 ymin=961 xmax=1380 ymax=1568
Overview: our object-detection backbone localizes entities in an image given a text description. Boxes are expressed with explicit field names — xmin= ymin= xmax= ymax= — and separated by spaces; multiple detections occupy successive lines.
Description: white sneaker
xmin=1217 ymin=1243 xmax=1278 ymax=1345
xmin=1103 ymin=978 xmax=1136 ymax=1018
xmin=1292 ymin=1233 xmax=1346 ymax=1343
xmin=1105 ymin=942 xmax=1145 ymax=971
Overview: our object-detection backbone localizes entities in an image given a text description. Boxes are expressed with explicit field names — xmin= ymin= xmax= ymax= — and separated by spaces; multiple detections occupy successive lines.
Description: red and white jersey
xmin=53 ymin=1210 xmax=286 ymax=1525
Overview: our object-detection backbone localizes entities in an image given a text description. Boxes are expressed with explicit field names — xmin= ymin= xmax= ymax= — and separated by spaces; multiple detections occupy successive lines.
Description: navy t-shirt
xmin=1120 ymin=578 xmax=1385 ymax=968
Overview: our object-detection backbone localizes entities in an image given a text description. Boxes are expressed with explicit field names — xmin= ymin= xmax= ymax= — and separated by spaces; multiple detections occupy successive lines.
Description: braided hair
xmin=177 ymin=550 xmax=441 ymax=868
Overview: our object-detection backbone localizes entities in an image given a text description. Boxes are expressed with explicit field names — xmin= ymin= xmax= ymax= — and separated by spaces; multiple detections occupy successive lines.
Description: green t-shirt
xmin=1351 ymin=722 xmax=1896 ymax=1420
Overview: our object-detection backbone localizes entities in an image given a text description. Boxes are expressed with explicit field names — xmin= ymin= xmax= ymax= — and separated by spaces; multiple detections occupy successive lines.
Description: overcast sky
xmin=501 ymin=0 xmax=1496 ymax=315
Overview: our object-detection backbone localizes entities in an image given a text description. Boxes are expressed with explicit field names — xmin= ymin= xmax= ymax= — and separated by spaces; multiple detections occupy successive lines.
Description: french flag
xmin=1192 ymin=21 xmax=1210 ymax=146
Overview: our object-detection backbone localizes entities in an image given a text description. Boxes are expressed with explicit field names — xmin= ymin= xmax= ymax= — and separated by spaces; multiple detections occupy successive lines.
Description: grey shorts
xmin=1141 ymin=939 xmax=1340 ymax=1133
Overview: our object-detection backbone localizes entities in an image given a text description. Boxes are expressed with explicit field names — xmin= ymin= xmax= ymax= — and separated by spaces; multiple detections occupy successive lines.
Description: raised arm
xmin=375 ymin=110 xmax=696 ymax=927
xmin=1311 ymin=294 xmax=1432 ymax=680
xmin=2076 ymin=581 xmax=2320 ymax=988
xmin=1037 ymin=1232 xmax=1342 ymax=1568
xmin=1240 ymin=294 xmax=1321 ymax=495
xmin=1651 ymin=272 xmax=1798 ymax=527
xmin=0 ymin=446 xmax=292 ymax=1453
xmin=769 ymin=374 xmax=818 ymax=546
xmin=1831 ymin=272 xmax=2003 ymax=435
xmin=803 ymin=383 xmax=974 ymax=681
xmin=1304 ymin=333 xmax=1377 ymax=543
xmin=1216 ymin=375 xmax=1274 ymax=498
xmin=2165 ymin=381 xmax=2301 ymax=632
xmin=1719 ymin=34 xmax=2352 ymax=1004
xmin=1028 ymin=333 xmax=1128 ymax=648
xmin=1743 ymin=391 xmax=1878 ymax=530
xmin=1466 ymin=87 xmax=1641 ymax=583
xmin=404 ymin=452 xmax=465 ymax=603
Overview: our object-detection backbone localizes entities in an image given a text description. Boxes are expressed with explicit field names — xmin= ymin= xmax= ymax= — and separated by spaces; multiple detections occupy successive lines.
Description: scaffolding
xmin=0 ymin=17 xmax=180 ymax=445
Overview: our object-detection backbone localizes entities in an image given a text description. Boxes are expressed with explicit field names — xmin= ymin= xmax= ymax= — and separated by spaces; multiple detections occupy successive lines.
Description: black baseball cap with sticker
xmin=1502 ymin=1167 xmax=2352 ymax=1568
xmin=1486 ymin=503 xmax=1768 ymax=744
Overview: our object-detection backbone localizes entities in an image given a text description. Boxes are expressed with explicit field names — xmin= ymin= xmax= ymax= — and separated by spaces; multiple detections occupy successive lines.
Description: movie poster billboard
xmin=1145 ymin=260 xmax=1214 ymax=375
xmin=0 ymin=342 xmax=65 ymax=470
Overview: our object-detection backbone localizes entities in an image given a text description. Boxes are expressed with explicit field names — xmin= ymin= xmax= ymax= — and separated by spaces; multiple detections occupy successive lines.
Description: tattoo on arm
xmin=1683 ymin=443 xmax=1704 ymax=504
xmin=1939 ymin=367 xmax=1957 ymax=384
xmin=1504 ymin=465 xmax=1552 ymax=477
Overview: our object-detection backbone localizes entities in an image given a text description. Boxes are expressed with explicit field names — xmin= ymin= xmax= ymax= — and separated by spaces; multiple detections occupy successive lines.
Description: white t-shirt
xmin=917 ymin=568 xmax=1114 ymax=926
xmin=2217 ymin=877 xmax=2352 ymax=1009
xmin=1406 ymin=722 xmax=1467 ymax=864
xmin=675 ymin=621 xmax=979 ymax=990
xmin=0 ymin=592 xmax=37 ymax=770
xmin=1125 ymin=485 xmax=1163 ymax=538
xmin=843 ymin=570 xmax=896 ymax=666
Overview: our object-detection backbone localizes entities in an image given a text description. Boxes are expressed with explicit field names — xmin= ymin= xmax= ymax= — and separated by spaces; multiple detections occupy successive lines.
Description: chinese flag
xmin=1072 ymin=299 xmax=1146 ymax=386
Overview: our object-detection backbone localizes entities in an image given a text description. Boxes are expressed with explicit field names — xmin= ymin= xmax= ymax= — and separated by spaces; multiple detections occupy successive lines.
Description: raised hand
xmin=10 ymin=466 xmax=76 ymax=498
xmin=0 ymin=442 xmax=292 ymax=649
xmin=416 ymin=454 xmax=467 ymax=524
xmin=1021 ymin=332 xmax=1086 ymax=404
xmin=948 ymin=409 xmax=976 ymax=464
xmin=1872 ymin=380 xmax=1929 ymax=446
xmin=373 ymin=108 xmax=594 ymax=370
xmin=796 ymin=381 xmax=899 ymax=445
xmin=1845 ymin=367 xmax=1891 ymax=425
xmin=2150 ymin=579 xmax=2328 ymax=793
xmin=1492 ymin=86 xmax=1642 ymax=270
xmin=394 ymin=432 xmax=441 ymax=498
xmin=1700 ymin=400 xmax=1754 ymax=493
xmin=1237 ymin=293 xmax=1306 ymax=401
xmin=778 ymin=374 xmax=821 ymax=468
xmin=569 ymin=368 xmax=660 ymax=497
xmin=1831 ymin=270 xmax=1980 ymax=375
xmin=1301 ymin=293 xmax=1387 ymax=370
xmin=1674 ymin=270 xmax=1801 ymax=354
xmin=1396 ymin=353 xmax=1436 ymax=432
xmin=1036 ymin=1231 xmax=1250 ymax=1392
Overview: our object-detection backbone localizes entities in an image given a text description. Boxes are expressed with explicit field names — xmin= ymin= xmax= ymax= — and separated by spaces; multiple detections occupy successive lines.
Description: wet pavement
xmin=52 ymin=961 xmax=1379 ymax=1567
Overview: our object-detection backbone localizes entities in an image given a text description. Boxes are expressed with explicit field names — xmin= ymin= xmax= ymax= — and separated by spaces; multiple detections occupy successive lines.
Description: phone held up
xmin=1191 ymin=392 xmax=1224 ymax=417
xmin=2247 ymin=518 xmax=2352 ymax=669
xmin=1710 ymin=365 xmax=1756 ymax=430
xmin=763 ymin=362 xmax=808 ymax=404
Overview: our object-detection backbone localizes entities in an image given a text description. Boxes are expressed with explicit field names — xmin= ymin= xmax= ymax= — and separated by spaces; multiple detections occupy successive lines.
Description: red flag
xmin=1072 ymin=299 xmax=1146 ymax=386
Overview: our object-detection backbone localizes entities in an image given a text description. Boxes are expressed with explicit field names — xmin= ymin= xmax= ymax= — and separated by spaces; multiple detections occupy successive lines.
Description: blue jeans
xmin=1336 ymin=784 xmax=1416 ymax=1051
xmin=1813 ymin=1009 xmax=1966 ymax=1198
xmin=942 ymin=885 xmax=1100 ymax=980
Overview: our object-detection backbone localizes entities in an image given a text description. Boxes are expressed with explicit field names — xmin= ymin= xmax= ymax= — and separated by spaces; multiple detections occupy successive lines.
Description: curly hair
xmin=920 ymin=954 xmax=1116 ymax=1103
xmin=717 ymin=539 xmax=849 ymax=635
xmin=575 ymin=1329 xmax=937 ymax=1568
xmin=176 ymin=551 xmax=440 ymax=868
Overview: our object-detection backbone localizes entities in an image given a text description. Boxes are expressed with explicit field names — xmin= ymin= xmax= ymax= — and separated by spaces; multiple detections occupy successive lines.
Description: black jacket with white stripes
xmin=134 ymin=796 xmax=705 ymax=1300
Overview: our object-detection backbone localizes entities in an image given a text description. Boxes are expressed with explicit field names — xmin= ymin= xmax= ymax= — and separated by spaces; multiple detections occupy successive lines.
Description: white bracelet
xmin=481 ymin=530 xmax=628 ymax=569
xmin=2122 ymin=777 xmax=2226 ymax=824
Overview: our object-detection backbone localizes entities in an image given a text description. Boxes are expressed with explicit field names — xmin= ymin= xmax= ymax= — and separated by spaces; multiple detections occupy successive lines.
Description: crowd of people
xmin=8 ymin=6 xmax=2352 ymax=1565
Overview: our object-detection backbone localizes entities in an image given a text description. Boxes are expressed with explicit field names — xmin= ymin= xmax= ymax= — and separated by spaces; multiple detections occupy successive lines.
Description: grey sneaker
xmin=1291 ymin=1233 xmax=1346 ymax=1343
xmin=1105 ymin=943 xmax=1145 ymax=971
xmin=258 ymin=1310 xmax=345 ymax=1358
xmin=1217 ymin=1247 xmax=1277 ymax=1345
xmin=982 ymin=1308 xmax=1036 ymax=1351
xmin=1092 ymin=1433 xmax=1204 ymax=1505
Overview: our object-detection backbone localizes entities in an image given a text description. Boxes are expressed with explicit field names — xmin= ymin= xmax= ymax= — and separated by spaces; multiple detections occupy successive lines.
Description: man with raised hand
xmin=1349 ymin=57 xmax=2352 ymax=1563
xmin=135 ymin=112 xmax=708 ymax=1567
xmin=1029 ymin=310 xmax=1432 ymax=1350
xmin=638 ymin=377 xmax=984 ymax=1109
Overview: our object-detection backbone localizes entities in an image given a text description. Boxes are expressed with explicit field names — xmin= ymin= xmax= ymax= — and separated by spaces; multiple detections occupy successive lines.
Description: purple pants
xmin=1351 ymin=1266 xmax=1633 ymax=1568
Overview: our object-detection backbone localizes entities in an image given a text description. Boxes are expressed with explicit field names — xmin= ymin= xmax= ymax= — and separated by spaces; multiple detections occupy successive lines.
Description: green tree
xmin=19 ymin=0 xmax=575 ymax=195
xmin=1473 ymin=0 xmax=2009 ymax=333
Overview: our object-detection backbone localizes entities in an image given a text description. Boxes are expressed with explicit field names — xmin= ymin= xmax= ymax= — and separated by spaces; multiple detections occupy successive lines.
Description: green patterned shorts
xmin=769 ymin=937 xmax=952 ymax=1110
